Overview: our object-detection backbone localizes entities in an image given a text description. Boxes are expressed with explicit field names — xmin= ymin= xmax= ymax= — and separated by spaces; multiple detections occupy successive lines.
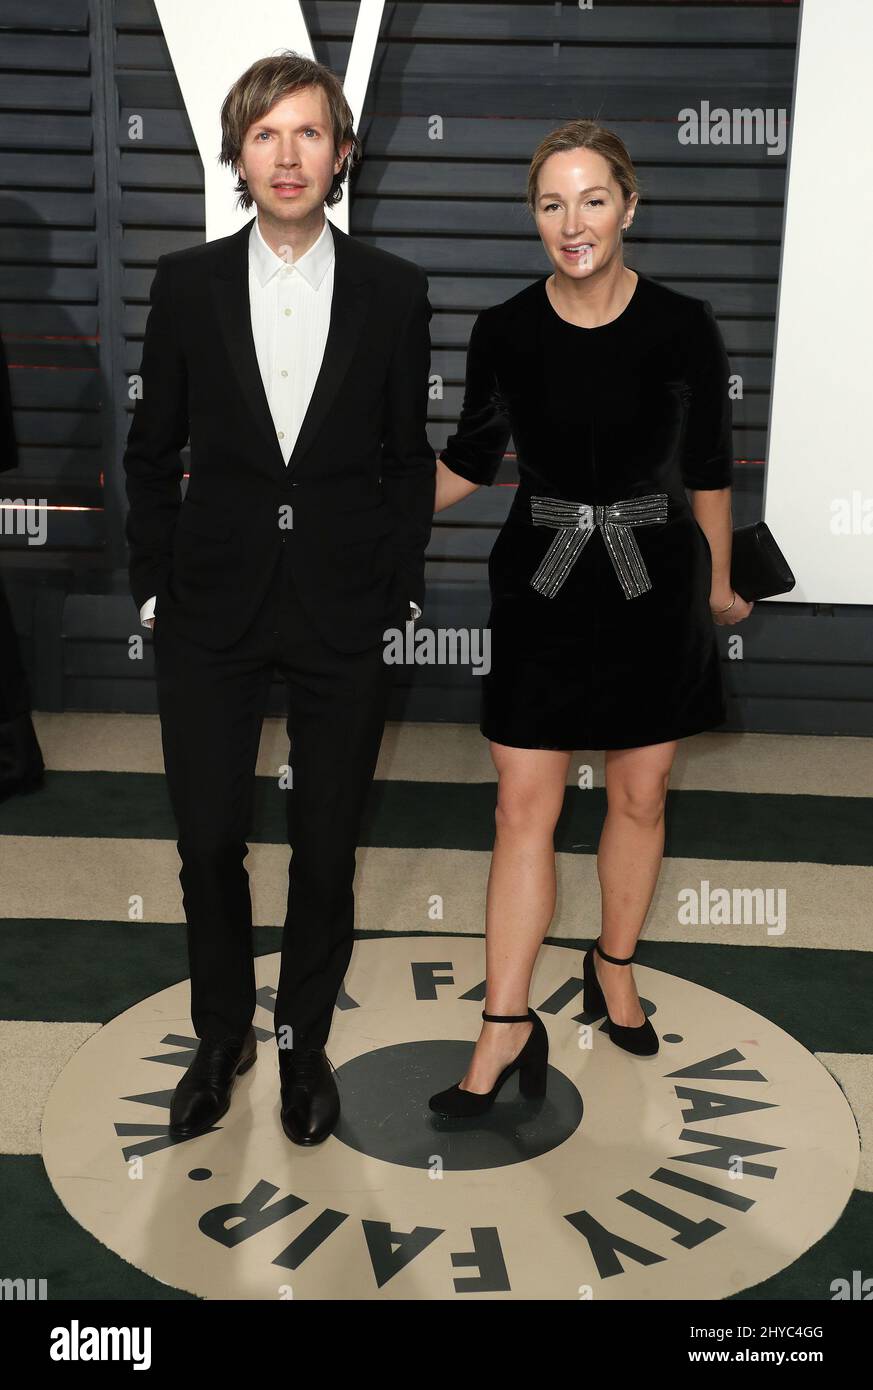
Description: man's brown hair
xmin=219 ymin=50 xmax=362 ymax=209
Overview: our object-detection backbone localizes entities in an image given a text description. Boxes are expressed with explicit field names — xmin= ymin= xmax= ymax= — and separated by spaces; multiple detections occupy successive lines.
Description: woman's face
xmin=534 ymin=148 xmax=636 ymax=279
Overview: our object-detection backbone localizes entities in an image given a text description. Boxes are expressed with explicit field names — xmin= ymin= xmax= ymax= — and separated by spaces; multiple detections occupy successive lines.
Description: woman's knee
xmin=607 ymin=775 xmax=668 ymax=826
xmin=494 ymin=776 xmax=563 ymax=836
xmin=490 ymin=745 xmax=571 ymax=836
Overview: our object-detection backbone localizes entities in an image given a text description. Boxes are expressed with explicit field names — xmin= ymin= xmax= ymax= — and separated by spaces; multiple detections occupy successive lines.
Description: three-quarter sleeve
xmin=679 ymin=298 xmax=734 ymax=490
xmin=438 ymin=310 xmax=512 ymax=486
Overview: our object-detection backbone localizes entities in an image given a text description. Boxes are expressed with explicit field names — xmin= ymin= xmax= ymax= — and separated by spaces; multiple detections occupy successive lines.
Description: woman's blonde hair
xmin=219 ymin=50 xmax=362 ymax=210
xmin=526 ymin=119 xmax=638 ymax=218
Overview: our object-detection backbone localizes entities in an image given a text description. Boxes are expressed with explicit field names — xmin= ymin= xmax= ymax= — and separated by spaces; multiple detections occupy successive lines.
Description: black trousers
xmin=153 ymin=541 xmax=399 ymax=1050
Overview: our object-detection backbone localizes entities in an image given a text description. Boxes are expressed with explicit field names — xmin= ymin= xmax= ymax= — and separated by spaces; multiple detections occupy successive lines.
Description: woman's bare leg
xmin=593 ymin=740 xmax=678 ymax=1025
xmin=458 ymin=741 xmax=572 ymax=1094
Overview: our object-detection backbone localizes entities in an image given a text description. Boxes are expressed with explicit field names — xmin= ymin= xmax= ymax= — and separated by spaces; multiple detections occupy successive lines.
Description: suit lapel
xmin=209 ymin=217 xmax=374 ymax=483
xmin=210 ymin=220 xmax=281 ymax=480
xmin=287 ymin=224 xmax=373 ymax=475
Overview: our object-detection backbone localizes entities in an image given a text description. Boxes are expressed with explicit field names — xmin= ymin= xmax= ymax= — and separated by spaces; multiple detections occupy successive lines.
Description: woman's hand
xmin=434 ymin=458 xmax=481 ymax=513
xmin=710 ymin=588 xmax=754 ymax=624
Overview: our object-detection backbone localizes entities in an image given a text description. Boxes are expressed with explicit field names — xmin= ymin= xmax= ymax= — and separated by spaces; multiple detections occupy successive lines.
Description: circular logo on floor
xmin=42 ymin=936 xmax=858 ymax=1299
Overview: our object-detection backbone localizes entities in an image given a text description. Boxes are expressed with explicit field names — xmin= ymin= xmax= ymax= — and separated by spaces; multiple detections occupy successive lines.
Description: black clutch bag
xmin=730 ymin=521 xmax=795 ymax=601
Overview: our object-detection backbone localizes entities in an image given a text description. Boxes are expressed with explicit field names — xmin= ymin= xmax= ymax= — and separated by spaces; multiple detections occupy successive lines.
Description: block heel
xmin=428 ymin=1007 xmax=550 ymax=1117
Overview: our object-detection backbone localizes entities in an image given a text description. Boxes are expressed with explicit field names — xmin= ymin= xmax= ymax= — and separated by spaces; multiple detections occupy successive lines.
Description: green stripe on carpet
xmin=1 ymin=774 xmax=872 ymax=864
xmin=0 ymin=927 xmax=870 ymax=1055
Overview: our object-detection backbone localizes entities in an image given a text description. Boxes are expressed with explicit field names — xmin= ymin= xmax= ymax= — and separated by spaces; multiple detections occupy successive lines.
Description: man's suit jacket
xmin=123 ymin=216 xmax=436 ymax=653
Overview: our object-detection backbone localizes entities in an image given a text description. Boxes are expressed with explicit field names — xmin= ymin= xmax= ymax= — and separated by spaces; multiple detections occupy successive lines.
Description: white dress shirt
xmin=139 ymin=214 xmax=420 ymax=626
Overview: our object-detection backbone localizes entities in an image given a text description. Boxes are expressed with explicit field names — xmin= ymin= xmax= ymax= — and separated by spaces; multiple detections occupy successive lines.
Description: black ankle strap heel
xmin=583 ymin=938 xmax=659 ymax=1057
xmin=595 ymin=938 xmax=636 ymax=966
xmin=428 ymin=1008 xmax=548 ymax=1118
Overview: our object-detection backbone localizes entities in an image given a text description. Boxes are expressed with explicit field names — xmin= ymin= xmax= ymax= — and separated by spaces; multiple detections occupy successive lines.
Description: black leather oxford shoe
xmin=278 ymin=1047 xmax=339 ymax=1145
xmin=169 ymin=1025 xmax=257 ymax=1137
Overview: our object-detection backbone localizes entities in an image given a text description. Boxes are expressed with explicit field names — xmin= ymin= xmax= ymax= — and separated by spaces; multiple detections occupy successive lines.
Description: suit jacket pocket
xmin=171 ymin=510 xmax=239 ymax=591
xmin=330 ymin=502 xmax=397 ymax=541
xmin=174 ymin=507 xmax=234 ymax=543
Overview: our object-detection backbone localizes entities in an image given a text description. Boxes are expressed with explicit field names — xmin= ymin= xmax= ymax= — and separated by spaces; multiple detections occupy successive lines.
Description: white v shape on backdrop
xmin=153 ymin=0 xmax=386 ymax=239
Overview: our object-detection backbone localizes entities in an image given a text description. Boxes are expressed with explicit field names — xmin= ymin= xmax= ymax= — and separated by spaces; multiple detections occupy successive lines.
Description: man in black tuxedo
xmin=123 ymin=53 xmax=435 ymax=1145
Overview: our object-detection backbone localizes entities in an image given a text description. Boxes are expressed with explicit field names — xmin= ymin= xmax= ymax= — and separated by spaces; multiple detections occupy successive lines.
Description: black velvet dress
xmin=438 ymin=271 xmax=733 ymax=750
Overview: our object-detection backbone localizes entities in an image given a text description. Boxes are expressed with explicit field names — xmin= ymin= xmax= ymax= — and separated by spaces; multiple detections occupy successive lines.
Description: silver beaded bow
xmin=530 ymin=493 xmax=669 ymax=598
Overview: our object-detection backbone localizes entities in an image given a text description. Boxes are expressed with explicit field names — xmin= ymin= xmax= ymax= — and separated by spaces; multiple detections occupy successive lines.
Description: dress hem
xmin=479 ymin=714 xmax=728 ymax=752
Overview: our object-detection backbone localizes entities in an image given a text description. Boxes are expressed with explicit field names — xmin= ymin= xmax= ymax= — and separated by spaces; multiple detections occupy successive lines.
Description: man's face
xmin=236 ymin=84 xmax=350 ymax=228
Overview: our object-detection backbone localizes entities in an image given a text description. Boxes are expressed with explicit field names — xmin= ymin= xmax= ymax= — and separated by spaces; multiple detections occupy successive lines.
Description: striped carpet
xmin=0 ymin=714 xmax=871 ymax=1300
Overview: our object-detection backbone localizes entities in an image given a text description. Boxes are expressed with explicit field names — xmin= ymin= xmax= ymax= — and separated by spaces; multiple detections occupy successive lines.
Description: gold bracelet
xmin=710 ymin=592 xmax=737 ymax=615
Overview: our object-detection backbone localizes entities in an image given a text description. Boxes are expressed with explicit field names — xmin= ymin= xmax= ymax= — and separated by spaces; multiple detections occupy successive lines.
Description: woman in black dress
xmin=428 ymin=120 xmax=753 ymax=1118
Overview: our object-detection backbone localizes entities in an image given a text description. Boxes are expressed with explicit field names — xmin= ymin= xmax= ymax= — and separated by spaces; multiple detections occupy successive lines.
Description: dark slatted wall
xmin=0 ymin=0 xmax=107 ymax=560
xmin=5 ymin=0 xmax=869 ymax=734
